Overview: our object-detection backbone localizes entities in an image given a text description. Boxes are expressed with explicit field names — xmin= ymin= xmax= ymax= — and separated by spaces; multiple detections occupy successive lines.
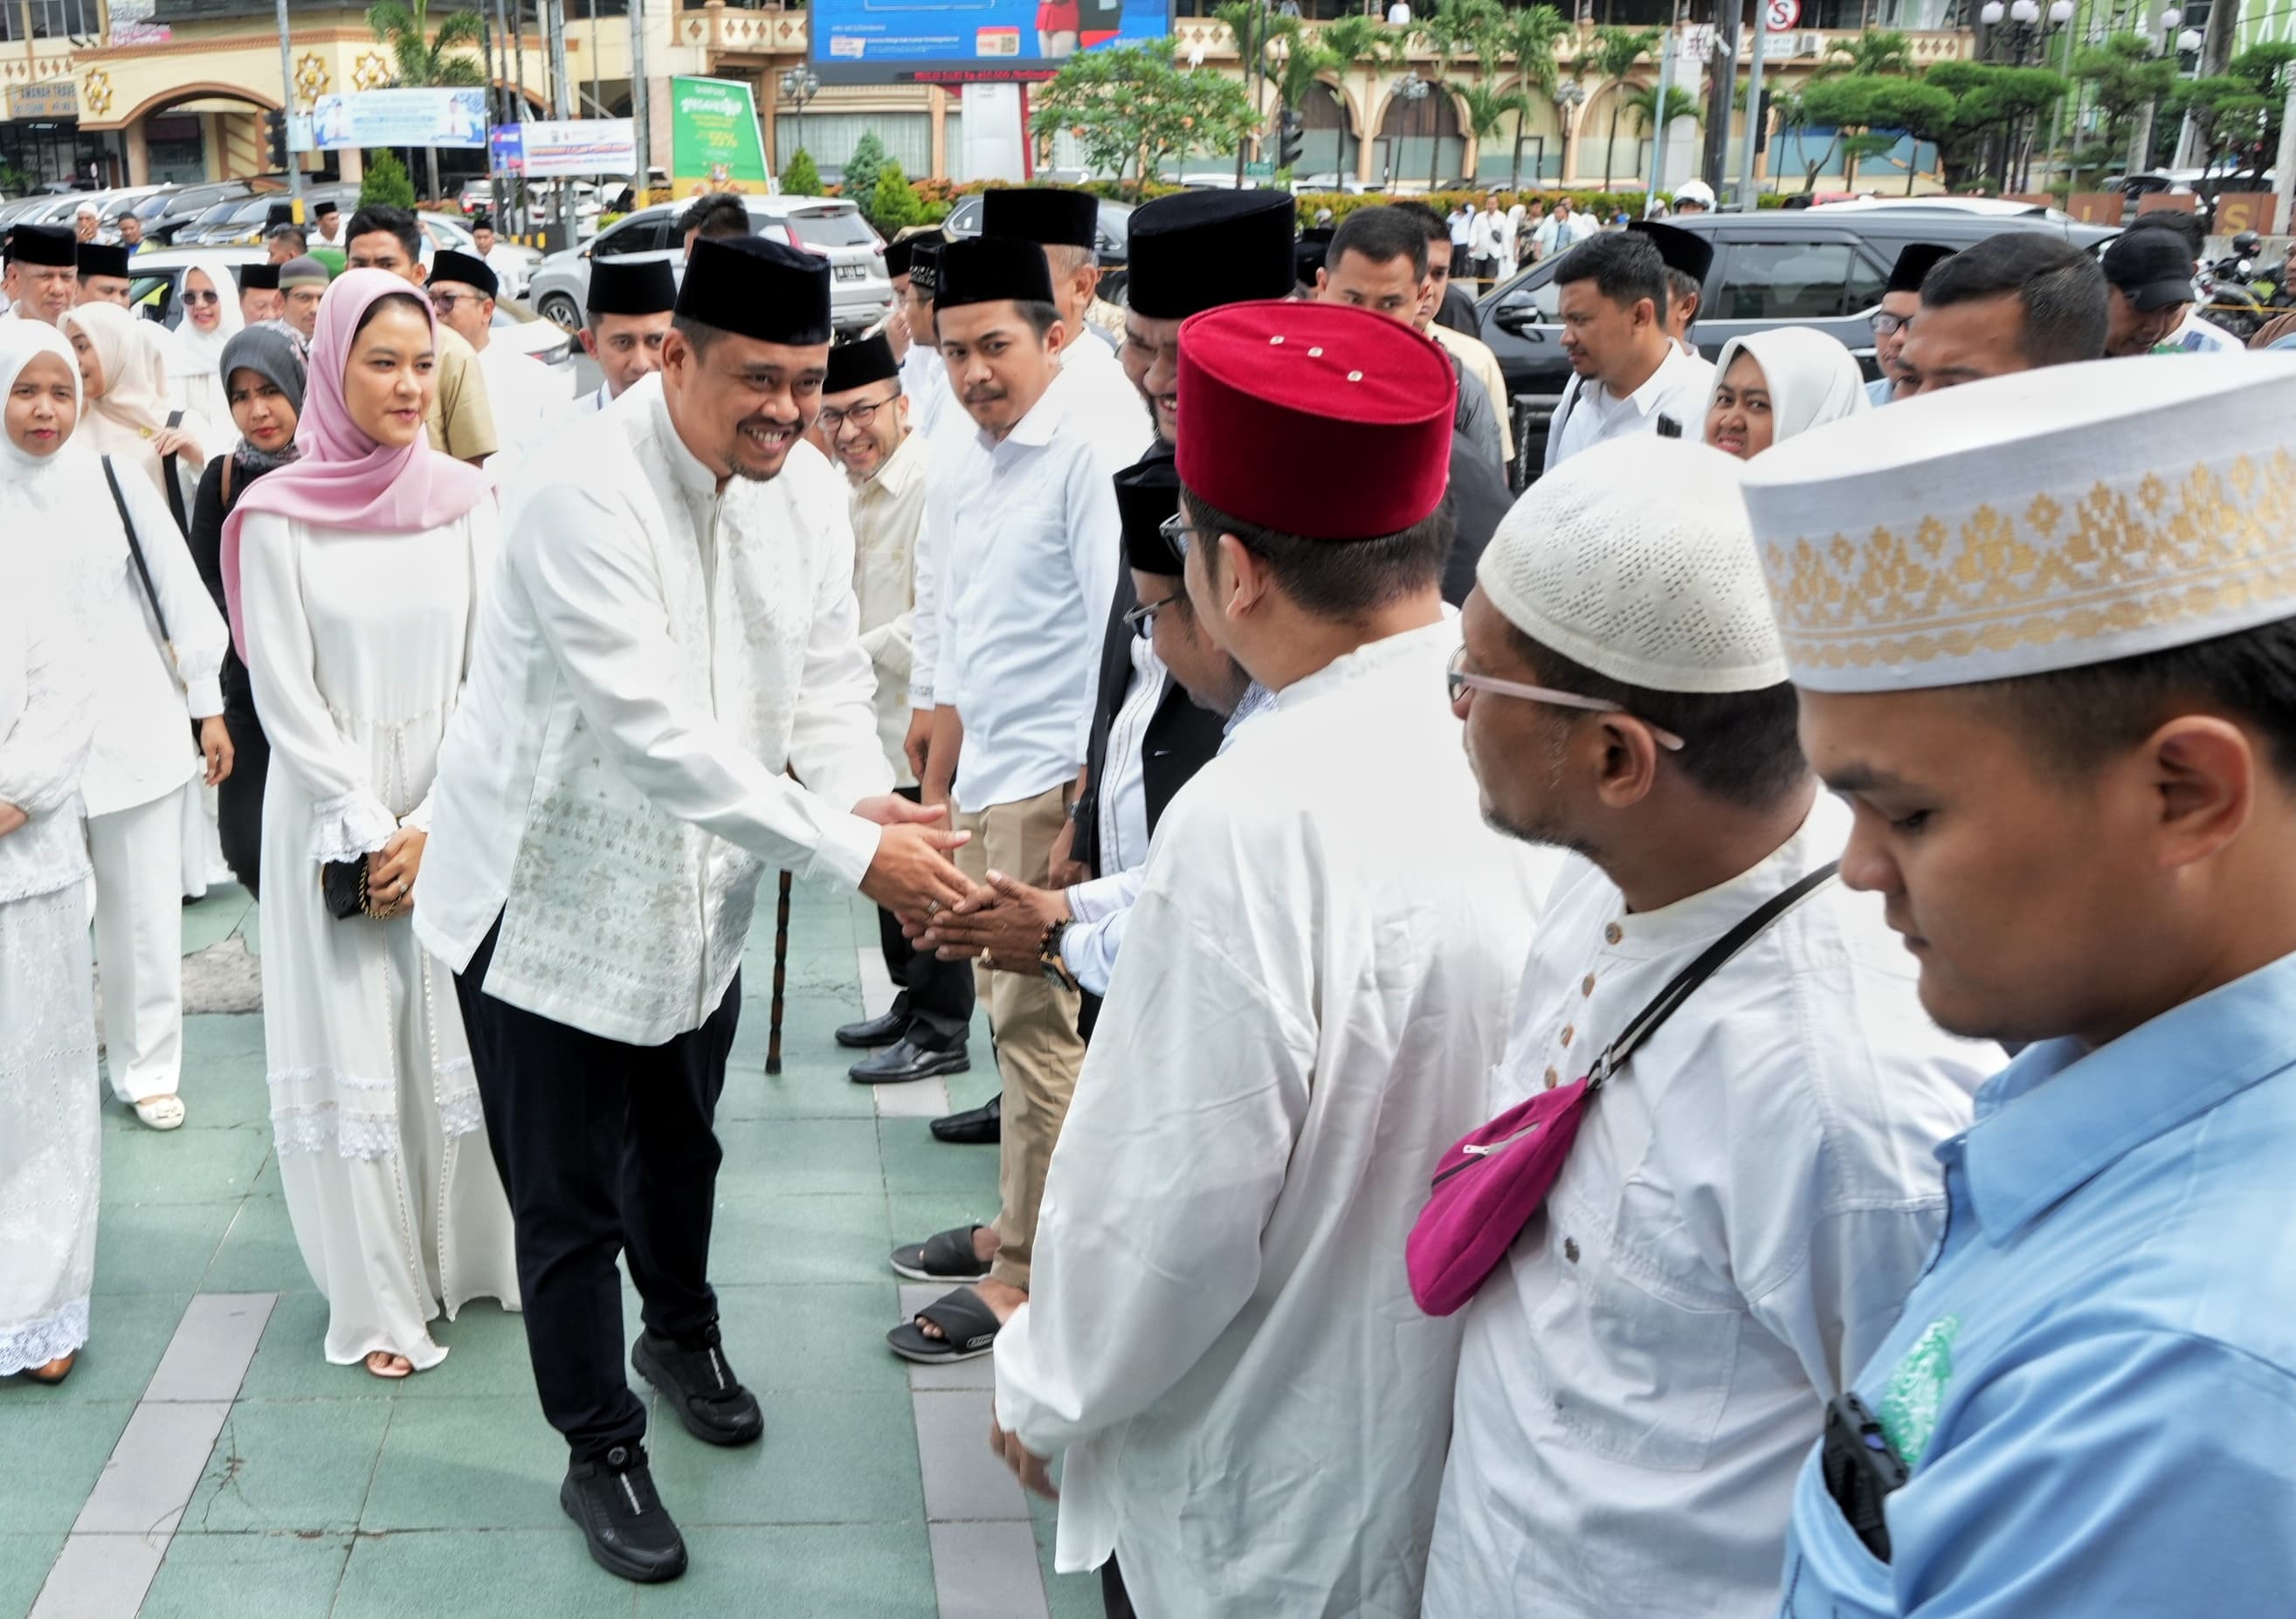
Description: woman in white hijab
xmin=0 ymin=321 xmax=101 ymax=1381
xmin=1701 ymin=326 xmax=1870 ymax=461
xmin=63 ymin=299 xmax=211 ymax=523
xmin=15 ymin=316 xmax=231 ymax=1133
xmin=166 ymin=255 xmax=247 ymax=425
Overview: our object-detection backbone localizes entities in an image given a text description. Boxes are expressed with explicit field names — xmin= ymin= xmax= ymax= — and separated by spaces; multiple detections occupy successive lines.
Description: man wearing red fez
xmin=988 ymin=300 xmax=1558 ymax=1617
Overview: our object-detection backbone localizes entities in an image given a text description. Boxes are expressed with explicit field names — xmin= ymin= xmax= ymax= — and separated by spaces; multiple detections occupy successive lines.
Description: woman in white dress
xmin=223 ymin=269 xmax=520 ymax=1378
xmin=0 ymin=324 xmax=100 ymax=1382
xmin=165 ymin=256 xmax=247 ymax=425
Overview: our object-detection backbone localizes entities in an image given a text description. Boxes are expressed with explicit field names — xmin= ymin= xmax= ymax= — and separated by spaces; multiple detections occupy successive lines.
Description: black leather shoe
xmin=631 ymin=1323 xmax=764 ymax=1447
xmin=561 ymin=1443 xmax=687 ymax=1584
xmin=850 ymin=1037 xmax=972 ymax=1085
xmin=930 ymin=1092 xmax=1002 ymax=1145
xmin=835 ymin=1007 xmax=907 ymax=1048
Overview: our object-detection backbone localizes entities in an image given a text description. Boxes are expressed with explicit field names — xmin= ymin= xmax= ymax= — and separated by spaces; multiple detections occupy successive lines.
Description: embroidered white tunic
xmin=417 ymin=375 xmax=891 ymax=1046
xmin=993 ymin=621 xmax=1561 ymax=1617
xmin=238 ymin=504 xmax=520 ymax=1368
xmin=1424 ymin=796 xmax=1988 ymax=1619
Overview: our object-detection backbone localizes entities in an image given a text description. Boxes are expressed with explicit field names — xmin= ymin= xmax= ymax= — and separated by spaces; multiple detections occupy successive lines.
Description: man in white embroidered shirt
xmin=989 ymin=301 xmax=1558 ymax=1618
xmin=1421 ymin=436 xmax=1986 ymax=1619
xmin=417 ymin=235 xmax=974 ymax=1588
xmin=1542 ymin=231 xmax=1716 ymax=474
xmin=885 ymin=236 xmax=1127 ymax=1368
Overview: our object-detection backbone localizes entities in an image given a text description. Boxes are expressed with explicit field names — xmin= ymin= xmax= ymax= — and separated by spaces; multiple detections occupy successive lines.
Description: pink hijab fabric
xmin=219 ymin=267 xmax=492 ymax=657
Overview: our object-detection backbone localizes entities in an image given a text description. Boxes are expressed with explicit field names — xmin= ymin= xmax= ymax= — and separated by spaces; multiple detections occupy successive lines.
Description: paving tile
xmin=872 ymin=1074 xmax=956 ymax=1120
xmin=72 ymin=1398 xmax=232 ymax=1536
xmin=708 ymin=1193 xmax=891 ymax=1286
xmin=2 ymin=1291 xmax=190 ymax=1406
xmin=140 ymin=1531 xmax=355 ymax=1619
xmin=647 ymin=1388 xmax=924 ymax=1527
xmin=712 ymin=1284 xmax=909 ymax=1395
xmin=941 ymin=1063 xmax=1006 ymax=1116
xmin=178 ymin=887 xmax=254 ymax=956
xmin=913 ymin=1388 xmax=1028 ymax=1524
xmin=175 ymin=1051 xmax=273 ymax=1131
xmin=27 ymin=1531 xmax=165 ymax=1618
xmin=395 ymin=1300 xmax=548 ymax=1404
xmin=100 ymin=1122 xmax=272 ymax=1205
xmin=180 ymin=1011 xmax=267 ymax=1065
xmin=201 ymin=1194 xmax=314 ymax=1294
xmin=877 ymin=1117 xmax=1003 ymax=1200
xmin=633 ymin=1524 xmax=937 ymax=1618
xmin=333 ymin=1528 xmax=631 ymax=1619
xmin=181 ymin=1399 xmax=391 ymax=1534
xmin=361 ymin=1397 xmax=576 ymax=1531
xmin=91 ymin=1197 xmax=238 ymax=1295
xmin=1035 ymin=1507 xmax=1109 ymax=1619
xmin=0 ymin=1402 xmax=135 ymax=1534
xmin=932 ymin=1520 xmax=1050 ymax=1619
xmin=716 ymin=1058 xmax=879 ymax=1120
xmin=713 ymin=1118 xmax=884 ymax=1197
xmin=144 ymin=1292 xmax=276 ymax=1403
xmin=235 ymin=1290 xmax=391 ymax=1402
xmin=0 ymin=1534 xmax=65 ymax=1619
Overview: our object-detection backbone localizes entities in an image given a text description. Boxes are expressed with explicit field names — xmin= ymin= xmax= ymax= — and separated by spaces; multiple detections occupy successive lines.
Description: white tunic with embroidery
xmin=238 ymin=503 xmax=519 ymax=1368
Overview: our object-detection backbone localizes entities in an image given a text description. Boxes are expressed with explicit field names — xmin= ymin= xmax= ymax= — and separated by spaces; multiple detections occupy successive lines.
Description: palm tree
xmin=1623 ymin=82 xmax=1704 ymax=187
xmin=1588 ymin=24 xmax=1660 ymax=190
xmin=1321 ymin=13 xmax=1410 ymax=183
xmin=1455 ymin=79 xmax=1534 ymax=188
xmin=367 ymin=0 xmax=486 ymax=203
xmin=1497 ymin=3 xmax=1567 ymax=183
xmin=1823 ymin=29 xmax=1913 ymax=77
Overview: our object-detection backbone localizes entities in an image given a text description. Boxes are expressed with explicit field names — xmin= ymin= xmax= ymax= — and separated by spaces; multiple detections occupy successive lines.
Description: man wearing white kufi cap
xmin=1425 ymin=435 xmax=1986 ymax=1619
xmin=1746 ymin=355 xmax=2296 ymax=1617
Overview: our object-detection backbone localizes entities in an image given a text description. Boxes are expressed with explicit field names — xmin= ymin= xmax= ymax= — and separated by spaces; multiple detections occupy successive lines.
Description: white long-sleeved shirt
xmin=994 ymin=621 xmax=1561 ymax=1617
xmin=1544 ymin=343 xmax=1717 ymax=473
xmin=474 ymin=340 xmax=574 ymax=470
xmin=1423 ymin=796 xmax=1989 ymax=1619
xmin=849 ymin=428 xmax=927 ymax=782
xmin=900 ymin=342 xmax=969 ymax=712
xmin=416 ymin=375 xmax=892 ymax=1045
xmin=1055 ymin=322 xmax=1154 ymax=470
xmin=0 ymin=566 xmax=93 ymax=905
xmin=922 ymin=366 xmax=1126 ymax=811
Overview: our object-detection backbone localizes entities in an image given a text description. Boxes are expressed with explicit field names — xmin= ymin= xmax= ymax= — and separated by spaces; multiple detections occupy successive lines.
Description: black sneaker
xmin=560 ymin=1443 xmax=687 ymax=1584
xmin=632 ymin=1323 xmax=765 ymax=1447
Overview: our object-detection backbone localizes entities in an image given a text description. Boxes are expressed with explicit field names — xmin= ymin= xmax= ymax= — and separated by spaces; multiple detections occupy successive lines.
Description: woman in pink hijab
xmin=224 ymin=268 xmax=519 ymax=1380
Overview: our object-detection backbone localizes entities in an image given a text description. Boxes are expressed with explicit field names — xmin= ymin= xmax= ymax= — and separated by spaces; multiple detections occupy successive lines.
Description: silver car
xmin=525 ymin=195 xmax=890 ymax=334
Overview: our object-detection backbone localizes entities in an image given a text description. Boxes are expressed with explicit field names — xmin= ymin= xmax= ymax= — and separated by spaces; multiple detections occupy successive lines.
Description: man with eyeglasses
xmin=428 ymin=247 xmax=569 ymax=470
xmin=1424 ymin=432 xmax=1982 ymax=1619
xmin=817 ymin=330 xmax=976 ymax=1087
xmin=1866 ymin=244 xmax=1955 ymax=407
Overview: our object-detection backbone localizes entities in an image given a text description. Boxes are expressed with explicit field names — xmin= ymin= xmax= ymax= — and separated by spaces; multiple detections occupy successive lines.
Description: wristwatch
xmin=1038 ymin=918 xmax=1079 ymax=991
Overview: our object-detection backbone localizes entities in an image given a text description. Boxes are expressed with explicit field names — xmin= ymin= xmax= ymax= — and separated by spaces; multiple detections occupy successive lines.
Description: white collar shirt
xmin=1545 ymin=342 xmax=1717 ymax=473
xmin=923 ymin=365 xmax=1126 ymax=812
xmin=1094 ymin=635 xmax=1165 ymax=881
xmin=1057 ymin=325 xmax=1155 ymax=469
xmin=995 ymin=622 xmax=1562 ymax=1616
xmin=416 ymin=375 xmax=891 ymax=1044
xmin=1424 ymin=796 xmax=1989 ymax=1619
xmin=474 ymin=339 xmax=572 ymax=468
xmin=848 ymin=429 xmax=928 ymax=780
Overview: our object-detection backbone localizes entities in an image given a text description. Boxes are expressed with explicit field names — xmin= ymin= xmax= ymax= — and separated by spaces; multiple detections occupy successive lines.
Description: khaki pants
xmin=953 ymin=782 xmax=1085 ymax=1292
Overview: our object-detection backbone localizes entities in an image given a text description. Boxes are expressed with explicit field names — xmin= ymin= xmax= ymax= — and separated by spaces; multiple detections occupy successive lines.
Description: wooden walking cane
xmin=766 ymin=870 xmax=793 ymax=1077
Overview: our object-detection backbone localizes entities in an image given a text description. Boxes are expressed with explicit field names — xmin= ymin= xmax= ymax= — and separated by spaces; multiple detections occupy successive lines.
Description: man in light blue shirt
xmin=1739 ymin=353 xmax=2296 ymax=1617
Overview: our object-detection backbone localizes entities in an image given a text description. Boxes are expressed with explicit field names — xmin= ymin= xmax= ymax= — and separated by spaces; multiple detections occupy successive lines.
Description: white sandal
xmin=132 ymin=1094 xmax=186 ymax=1131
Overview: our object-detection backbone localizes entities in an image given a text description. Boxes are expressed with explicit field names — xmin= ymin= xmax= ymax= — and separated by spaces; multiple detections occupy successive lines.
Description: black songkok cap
xmin=907 ymin=234 xmax=944 ymax=297
xmin=1887 ymin=242 xmax=1957 ymax=295
xmin=934 ymin=236 xmax=1055 ymax=311
xmin=267 ymin=201 xmax=297 ymax=230
xmin=1115 ymin=454 xmax=1184 ymax=575
xmin=824 ymin=331 xmax=900 ymax=394
xmin=238 ymin=262 xmax=281 ymax=292
xmin=5 ymin=223 xmax=75 ymax=267
xmin=586 ymin=255 xmax=675 ymax=317
xmin=77 ymin=241 xmax=131 ymax=279
xmin=981 ymin=186 xmax=1098 ymax=250
xmin=472 ymin=213 xmax=495 ymax=231
xmin=677 ymin=234 xmax=832 ymax=345
xmin=430 ymin=248 xmax=498 ymax=299
xmin=1125 ymin=190 xmax=1297 ymax=320
xmin=1627 ymin=218 xmax=1714 ymax=286
xmin=883 ymin=238 xmax=914 ymax=279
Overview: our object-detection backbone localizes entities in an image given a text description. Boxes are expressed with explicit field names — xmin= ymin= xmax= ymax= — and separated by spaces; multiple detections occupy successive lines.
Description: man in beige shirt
xmin=344 ymin=203 xmax=499 ymax=464
xmin=817 ymin=328 xmax=975 ymax=1086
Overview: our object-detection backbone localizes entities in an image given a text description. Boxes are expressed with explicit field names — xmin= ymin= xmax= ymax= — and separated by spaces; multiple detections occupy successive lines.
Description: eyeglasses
xmin=1445 ymin=648 xmax=1686 ymax=751
xmin=817 ymin=389 xmax=902 ymax=433
xmin=429 ymin=291 xmax=475 ymax=313
xmin=1123 ymin=592 xmax=1180 ymax=640
xmin=181 ymin=289 xmax=220 ymax=307
xmin=1868 ymin=309 xmax=1910 ymax=338
xmin=1159 ymin=512 xmax=1215 ymax=560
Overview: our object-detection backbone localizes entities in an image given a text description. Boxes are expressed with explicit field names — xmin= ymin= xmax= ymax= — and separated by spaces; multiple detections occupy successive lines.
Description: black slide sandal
xmin=890 ymin=1224 xmax=992 ymax=1283
xmin=886 ymin=1288 xmax=1003 ymax=1364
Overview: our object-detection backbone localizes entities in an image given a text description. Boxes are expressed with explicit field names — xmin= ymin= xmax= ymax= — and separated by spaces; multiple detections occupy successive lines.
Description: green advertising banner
xmin=670 ymin=75 xmax=774 ymax=196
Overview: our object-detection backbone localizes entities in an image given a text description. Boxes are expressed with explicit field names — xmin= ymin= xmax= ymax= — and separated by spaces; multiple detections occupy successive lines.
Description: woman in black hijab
xmin=188 ymin=322 xmax=307 ymax=898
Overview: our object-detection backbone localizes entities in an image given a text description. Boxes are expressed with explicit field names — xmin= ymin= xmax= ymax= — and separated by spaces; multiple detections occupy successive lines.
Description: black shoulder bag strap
xmin=100 ymin=452 xmax=183 ymax=689
xmin=160 ymin=408 xmax=190 ymax=537
xmin=1584 ymin=860 xmax=1841 ymax=1096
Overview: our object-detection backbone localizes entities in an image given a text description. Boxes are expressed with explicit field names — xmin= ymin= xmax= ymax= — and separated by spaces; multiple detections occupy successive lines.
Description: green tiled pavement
xmin=2 ymin=881 xmax=1106 ymax=1617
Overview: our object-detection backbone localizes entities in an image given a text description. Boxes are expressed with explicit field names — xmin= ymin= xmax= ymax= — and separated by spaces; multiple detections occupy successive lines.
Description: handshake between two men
xmin=849 ymin=797 xmax=1074 ymax=977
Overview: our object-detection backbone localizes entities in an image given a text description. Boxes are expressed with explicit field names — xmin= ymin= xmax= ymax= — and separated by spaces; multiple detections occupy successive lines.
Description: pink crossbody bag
xmin=1406 ymin=863 xmax=1839 ymax=1317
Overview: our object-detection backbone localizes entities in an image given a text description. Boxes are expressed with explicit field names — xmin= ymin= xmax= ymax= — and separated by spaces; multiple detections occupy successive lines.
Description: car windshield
xmin=131 ymin=193 xmax=175 ymax=220
xmin=786 ymin=208 xmax=877 ymax=249
xmin=191 ymin=202 xmax=240 ymax=226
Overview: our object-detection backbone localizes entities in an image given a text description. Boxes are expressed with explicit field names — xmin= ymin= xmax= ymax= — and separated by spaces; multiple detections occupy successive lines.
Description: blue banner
xmin=810 ymin=0 xmax=1169 ymax=85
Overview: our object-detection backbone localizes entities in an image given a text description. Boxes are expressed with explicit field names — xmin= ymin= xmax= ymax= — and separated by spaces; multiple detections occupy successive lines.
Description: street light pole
xmin=1737 ymin=8 xmax=1768 ymax=210
xmin=630 ymin=0 xmax=652 ymax=200
xmin=274 ymin=0 xmax=302 ymax=212
xmin=546 ymin=0 xmax=575 ymax=243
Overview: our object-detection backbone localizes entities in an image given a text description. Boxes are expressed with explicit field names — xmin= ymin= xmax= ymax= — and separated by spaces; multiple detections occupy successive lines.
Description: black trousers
xmin=1101 ymin=1556 xmax=1137 ymax=1619
xmin=455 ymin=915 xmax=740 ymax=1460
xmin=876 ymin=784 xmax=974 ymax=1048
xmin=216 ymin=702 xmax=269 ymax=900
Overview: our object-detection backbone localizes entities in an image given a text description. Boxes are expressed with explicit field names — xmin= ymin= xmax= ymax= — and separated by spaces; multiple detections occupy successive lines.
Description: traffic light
xmin=264 ymin=109 xmax=287 ymax=171
xmin=1276 ymin=108 xmax=1306 ymax=172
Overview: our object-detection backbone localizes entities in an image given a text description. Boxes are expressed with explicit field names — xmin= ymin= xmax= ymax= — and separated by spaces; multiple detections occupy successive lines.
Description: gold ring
xmin=926 ymin=899 xmax=941 ymax=916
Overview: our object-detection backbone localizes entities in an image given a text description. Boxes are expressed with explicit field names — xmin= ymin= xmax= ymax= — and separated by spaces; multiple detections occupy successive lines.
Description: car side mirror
xmin=1493 ymin=302 xmax=1545 ymax=337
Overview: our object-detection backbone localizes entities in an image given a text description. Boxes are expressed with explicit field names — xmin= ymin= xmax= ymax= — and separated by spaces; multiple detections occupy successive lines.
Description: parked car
xmin=941 ymin=191 xmax=1134 ymax=300
xmin=1478 ymin=207 xmax=2120 ymax=471
xmin=149 ymin=181 xmax=265 ymax=245
xmin=525 ymin=195 xmax=891 ymax=334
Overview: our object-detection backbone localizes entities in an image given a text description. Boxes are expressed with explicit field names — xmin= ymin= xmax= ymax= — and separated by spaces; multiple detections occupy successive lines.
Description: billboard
xmin=490 ymin=119 xmax=638 ymax=177
xmin=670 ymin=77 xmax=776 ymax=194
xmin=313 ymin=89 xmax=489 ymax=151
xmin=810 ymin=0 xmax=1169 ymax=85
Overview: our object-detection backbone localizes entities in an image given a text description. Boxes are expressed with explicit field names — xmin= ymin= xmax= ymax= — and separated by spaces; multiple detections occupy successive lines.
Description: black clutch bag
xmin=321 ymin=858 xmax=370 ymax=920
